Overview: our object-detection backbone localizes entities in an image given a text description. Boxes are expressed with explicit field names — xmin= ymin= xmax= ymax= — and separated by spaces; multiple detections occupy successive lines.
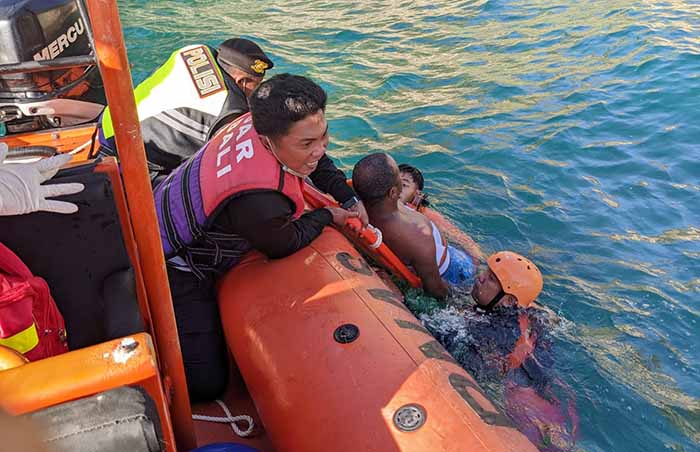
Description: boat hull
xmin=218 ymin=227 xmax=537 ymax=452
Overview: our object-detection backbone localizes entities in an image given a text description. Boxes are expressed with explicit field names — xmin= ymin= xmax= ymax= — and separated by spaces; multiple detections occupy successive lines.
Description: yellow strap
xmin=0 ymin=323 xmax=39 ymax=354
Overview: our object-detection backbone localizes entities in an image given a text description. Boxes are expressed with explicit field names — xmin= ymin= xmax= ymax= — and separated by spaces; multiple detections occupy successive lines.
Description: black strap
xmin=277 ymin=166 xmax=285 ymax=191
xmin=87 ymin=126 xmax=99 ymax=160
xmin=188 ymin=243 xmax=247 ymax=258
xmin=160 ymin=182 xmax=184 ymax=254
xmin=206 ymin=231 xmax=240 ymax=240
xmin=181 ymin=231 xmax=250 ymax=279
xmin=180 ymin=156 xmax=204 ymax=242
xmin=483 ymin=289 xmax=506 ymax=312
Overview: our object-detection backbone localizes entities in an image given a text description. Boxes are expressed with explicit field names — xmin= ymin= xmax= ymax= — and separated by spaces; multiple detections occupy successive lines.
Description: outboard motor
xmin=0 ymin=0 xmax=106 ymax=136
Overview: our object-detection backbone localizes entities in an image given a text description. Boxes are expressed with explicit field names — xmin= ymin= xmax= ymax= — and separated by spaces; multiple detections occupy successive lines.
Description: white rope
xmin=192 ymin=399 xmax=255 ymax=437
xmin=69 ymin=139 xmax=93 ymax=155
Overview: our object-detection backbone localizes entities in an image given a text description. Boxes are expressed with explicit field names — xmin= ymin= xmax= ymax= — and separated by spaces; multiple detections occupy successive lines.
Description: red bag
xmin=0 ymin=242 xmax=68 ymax=361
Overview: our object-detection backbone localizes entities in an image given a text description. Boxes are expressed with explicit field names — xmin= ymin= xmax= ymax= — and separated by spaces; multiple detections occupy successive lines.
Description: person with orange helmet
xmin=471 ymin=251 xmax=544 ymax=311
xmin=382 ymin=154 xmax=578 ymax=452
xmin=422 ymin=252 xmax=579 ymax=451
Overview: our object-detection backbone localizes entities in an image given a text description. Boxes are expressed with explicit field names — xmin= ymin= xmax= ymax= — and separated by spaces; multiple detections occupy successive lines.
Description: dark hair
xmin=398 ymin=163 xmax=424 ymax=190
xmin=249 ymin=73 xmax=327 ymax=139
xmin=352 ymin=153 xmax=399 ymax=206
xmin=398 ymin=163 xmax=429 ymax=207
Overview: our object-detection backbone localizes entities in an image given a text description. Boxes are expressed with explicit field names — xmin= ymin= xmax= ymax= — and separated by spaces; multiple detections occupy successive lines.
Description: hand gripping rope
xmin=302 ymin=182 xmax=422 ymax=288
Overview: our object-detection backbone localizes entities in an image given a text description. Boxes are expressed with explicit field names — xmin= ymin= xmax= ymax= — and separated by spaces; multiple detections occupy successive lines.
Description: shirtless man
xmin=352 ymin=153 xmax=475 ymax=298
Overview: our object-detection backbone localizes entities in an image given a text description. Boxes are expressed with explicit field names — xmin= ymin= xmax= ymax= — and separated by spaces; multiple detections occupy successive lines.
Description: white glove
xmin=0 ymin=143 xmax=85 ymax=216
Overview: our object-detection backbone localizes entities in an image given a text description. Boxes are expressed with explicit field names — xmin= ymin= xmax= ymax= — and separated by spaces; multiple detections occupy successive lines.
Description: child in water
xmin=398 ymin=163 xmax=484 ymax=265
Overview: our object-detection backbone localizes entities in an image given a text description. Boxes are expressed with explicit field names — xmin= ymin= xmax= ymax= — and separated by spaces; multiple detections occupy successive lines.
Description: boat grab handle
xmin=302 ymin=182 xmax=422 ymax=288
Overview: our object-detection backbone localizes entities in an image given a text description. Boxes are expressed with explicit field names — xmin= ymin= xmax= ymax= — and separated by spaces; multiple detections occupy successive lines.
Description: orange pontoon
xmin=219 ymin=228 xmax=537 ymax=452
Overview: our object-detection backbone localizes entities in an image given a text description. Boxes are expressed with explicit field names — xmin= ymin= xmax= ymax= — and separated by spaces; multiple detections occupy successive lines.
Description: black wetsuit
xmin=422 ymin=305 xmax=578 ymax=451
xmin=422 ymin=305 xmax=554 ymax=399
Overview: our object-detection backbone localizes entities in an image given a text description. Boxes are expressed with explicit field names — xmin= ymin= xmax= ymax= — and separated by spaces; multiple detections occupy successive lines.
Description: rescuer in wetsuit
xmin=424 ymin=251 xmax=579 ymax=451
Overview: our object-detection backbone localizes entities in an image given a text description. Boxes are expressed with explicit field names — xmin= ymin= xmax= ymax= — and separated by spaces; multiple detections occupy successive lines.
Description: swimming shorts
xmin=441 ymin=245 xmax=475 ymax=286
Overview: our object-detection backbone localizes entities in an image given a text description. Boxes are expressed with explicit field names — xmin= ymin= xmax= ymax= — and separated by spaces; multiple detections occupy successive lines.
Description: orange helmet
xmin=487 ymin=251 xmax=543 ymax=308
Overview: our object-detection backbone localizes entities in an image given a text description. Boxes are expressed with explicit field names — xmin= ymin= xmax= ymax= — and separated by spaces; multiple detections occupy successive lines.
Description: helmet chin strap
xmin=264 ymin=136 xmax=307 ymax=178
xmin=483 ymin=288 xmax=506 ymax=312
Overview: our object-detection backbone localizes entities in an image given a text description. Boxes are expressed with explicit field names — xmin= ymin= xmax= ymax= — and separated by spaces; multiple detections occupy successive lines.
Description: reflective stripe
xmin=167 ymin=256 xmax=193 ymax=272
xmin=100 ymin=46 xmax=182 ymax=139
xmin=0 ymin=323 xmax=39 ymax=354
xmin=154 ymin=113 xmax=207 ymax=142
xmin=165 ymin=109 xmax=209 ymax=134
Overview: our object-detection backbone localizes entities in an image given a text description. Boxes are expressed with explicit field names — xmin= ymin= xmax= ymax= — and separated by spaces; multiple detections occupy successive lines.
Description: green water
xmin=118 ymin=1 xmax=700 ymax=450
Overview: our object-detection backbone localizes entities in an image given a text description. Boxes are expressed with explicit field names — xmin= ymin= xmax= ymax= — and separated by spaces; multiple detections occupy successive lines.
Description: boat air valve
xmin=333 ymin=324 xmax=360 ymax=343
xmin=393 ymin=404 xmax=426 ymax=432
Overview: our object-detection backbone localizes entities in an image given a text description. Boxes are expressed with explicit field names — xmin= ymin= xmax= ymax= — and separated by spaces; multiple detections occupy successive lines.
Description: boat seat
xmin=27 ymin=385 xmax=163 ymax=452
xmin=0 ymin=161 xmax=178 ymax=446
xmin=0 ymin=158 xmax=145 ymax=350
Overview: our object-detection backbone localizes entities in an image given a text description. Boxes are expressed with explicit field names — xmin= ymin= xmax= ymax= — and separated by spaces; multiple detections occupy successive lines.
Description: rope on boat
xmin=69 ymin=139 xmax=93 ymax=155
xmin=192 ymin=399 xmax=255 ymax=437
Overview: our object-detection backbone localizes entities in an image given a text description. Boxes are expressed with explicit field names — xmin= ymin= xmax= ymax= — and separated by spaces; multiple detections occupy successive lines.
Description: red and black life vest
xmin=153 ymin=113 xmax=305 ymax=278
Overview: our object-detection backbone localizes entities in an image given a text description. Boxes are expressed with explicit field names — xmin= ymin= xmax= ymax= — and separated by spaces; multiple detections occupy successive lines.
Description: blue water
xmin=119 ymin=1 xmax=700 ymax=450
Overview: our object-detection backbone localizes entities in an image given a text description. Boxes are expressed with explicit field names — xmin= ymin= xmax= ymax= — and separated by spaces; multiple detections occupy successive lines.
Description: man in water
xmin=354 ymin=153 xmax=576 ymax=449
xmin=352 ymin=153 xmax=476 ymax=299
xmin=423 ymin=253 xmax=579 ymax=451
xmin=99 ymin=38 xmax=274 ymax=180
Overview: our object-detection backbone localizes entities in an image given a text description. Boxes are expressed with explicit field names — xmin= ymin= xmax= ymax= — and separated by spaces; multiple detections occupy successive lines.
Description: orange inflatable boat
xmin=218 ymin=226 xmax=538 ymax=452
xmin=0 ymin=1 xmax=539 ymax=449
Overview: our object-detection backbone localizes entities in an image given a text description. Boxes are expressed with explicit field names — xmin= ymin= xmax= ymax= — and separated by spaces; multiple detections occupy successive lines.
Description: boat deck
xmin=192 ymin=359 xmax=274 ymax=451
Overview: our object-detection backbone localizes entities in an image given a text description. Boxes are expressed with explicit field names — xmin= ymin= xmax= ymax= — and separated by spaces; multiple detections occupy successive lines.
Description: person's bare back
xmin=375 ymin=204 xmax=435 ymax=266
xmin=352 ymin=153 xmax=450 ymax=298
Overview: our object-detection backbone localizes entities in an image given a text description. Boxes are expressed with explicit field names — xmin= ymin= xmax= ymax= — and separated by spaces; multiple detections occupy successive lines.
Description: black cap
xmin=217 ymin=38 xmax=274 ymax=77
